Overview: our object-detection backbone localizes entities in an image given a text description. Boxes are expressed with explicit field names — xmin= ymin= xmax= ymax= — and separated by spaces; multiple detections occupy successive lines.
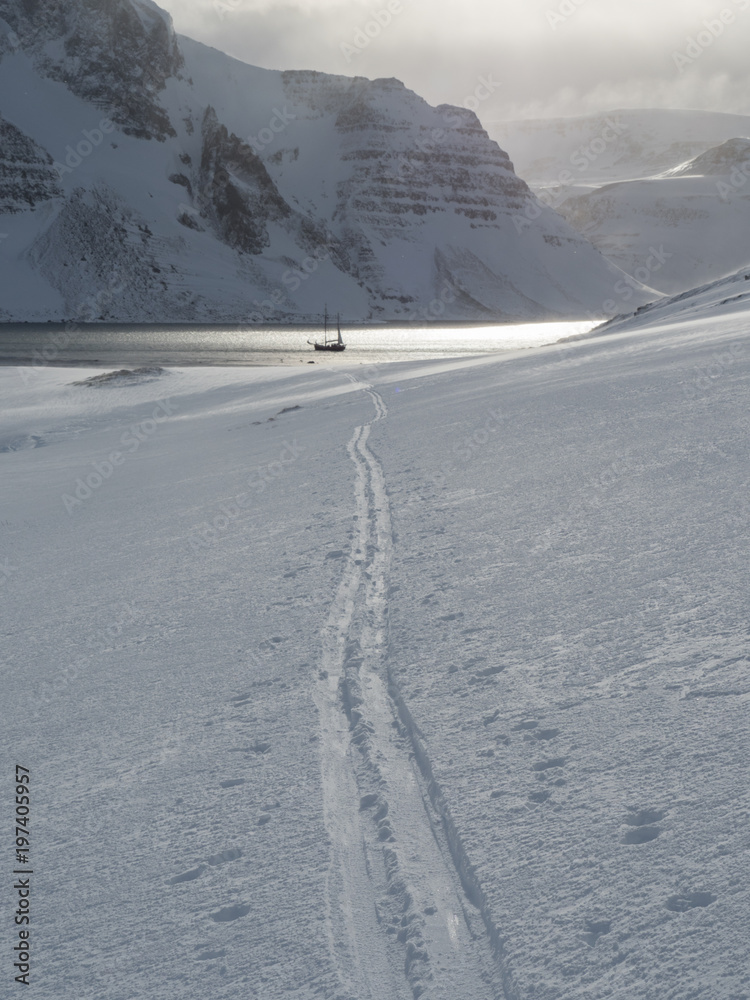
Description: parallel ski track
xmin=314 ymin=373 xmax=515 ymax=1000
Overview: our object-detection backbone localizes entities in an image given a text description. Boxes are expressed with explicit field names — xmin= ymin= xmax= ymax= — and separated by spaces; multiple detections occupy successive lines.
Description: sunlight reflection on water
xmin=0 ymin=320 xmax=599 ymax=367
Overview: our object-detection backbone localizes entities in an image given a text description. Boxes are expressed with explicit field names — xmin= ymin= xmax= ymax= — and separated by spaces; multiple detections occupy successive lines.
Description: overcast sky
xmin=158 ymin=0 xmax=750 ymax=121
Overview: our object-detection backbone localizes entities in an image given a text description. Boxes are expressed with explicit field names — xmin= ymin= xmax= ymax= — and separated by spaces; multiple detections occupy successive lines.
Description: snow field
xmin=2 ymin=296 xmax=749 ymax=998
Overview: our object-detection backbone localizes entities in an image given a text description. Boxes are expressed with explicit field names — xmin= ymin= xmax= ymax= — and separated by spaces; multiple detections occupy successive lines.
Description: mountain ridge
xmin=0 ymin=0 xmax=655 ymax=323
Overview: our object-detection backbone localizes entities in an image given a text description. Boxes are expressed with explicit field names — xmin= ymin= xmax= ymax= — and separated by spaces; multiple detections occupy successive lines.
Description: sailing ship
xmin=308 ymin=307 xmax=346 ymax=352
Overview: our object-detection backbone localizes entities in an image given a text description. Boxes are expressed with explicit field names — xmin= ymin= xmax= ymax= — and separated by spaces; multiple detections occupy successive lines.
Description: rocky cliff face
xmin=0 ymin=115 xmax=62 ymax=212
xmin=258 ymin=70 xmax=628 ymax=318
xmin=197 ymin=107 xmax=291 ymax=254
xmin=0 ymin=0 xmax=655 ymax=322
xmin=0 ymin=0 xmax=182 ymax=139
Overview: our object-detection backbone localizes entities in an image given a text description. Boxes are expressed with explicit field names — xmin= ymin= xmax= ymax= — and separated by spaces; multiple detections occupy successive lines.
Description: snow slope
xmin=598 ymin=263 xmax=750 ymax=335
xmin=0 ymin=0 xmax=654 ymax=323
xmin=2 ymin=294 xmax=749 ymax=997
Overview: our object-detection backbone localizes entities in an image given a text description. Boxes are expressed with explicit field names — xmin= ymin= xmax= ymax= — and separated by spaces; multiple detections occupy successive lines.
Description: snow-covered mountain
xmin=489 ymin=109 xmax=750 ymax=190
xmin=551 ymin=140 xmax=750 ymax=296
xmin=489 ymin=111 xmax=750 ymax=297
xmin=0 ymin=0 xmax=654 ymax=323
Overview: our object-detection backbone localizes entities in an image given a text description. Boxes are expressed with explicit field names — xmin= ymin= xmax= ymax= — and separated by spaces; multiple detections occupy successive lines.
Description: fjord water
xmin=0 ymin=321 xmax=598 ymax=367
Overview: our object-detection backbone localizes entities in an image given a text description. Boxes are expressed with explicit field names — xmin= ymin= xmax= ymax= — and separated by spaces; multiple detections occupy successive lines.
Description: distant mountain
xmin=0 ymin=0 xmax=653 ymax=323
xmin=549 ymin=137 xmax=750 ymax=296
xmin=488 ymin=109 xmax=750 ymax=189
xmin=667 ymin=137 xmax=750 ymax=177
xmin=488 ymin=110 xmax=750 ymax=297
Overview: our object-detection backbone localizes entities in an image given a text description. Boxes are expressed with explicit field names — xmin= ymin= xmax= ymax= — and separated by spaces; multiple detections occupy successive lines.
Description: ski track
xmin=313 ymin=374 xmax=510 ymax=1000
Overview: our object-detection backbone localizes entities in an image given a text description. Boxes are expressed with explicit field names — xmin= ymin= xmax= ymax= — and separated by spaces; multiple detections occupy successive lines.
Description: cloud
xmin=159 ymin=0 xmax=750 ymax=119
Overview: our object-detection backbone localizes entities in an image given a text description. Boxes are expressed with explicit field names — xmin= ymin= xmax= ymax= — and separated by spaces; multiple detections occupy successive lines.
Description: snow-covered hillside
xmin=489 ymin=110 xmax=750 ymax=296
xmin=598 ymin=262 xmax=750 ymax=333
xmin=0 ymin=0 xmax=654 ymax=323
xmin=554 ymin=142 xmax=750 ymax=296
xmin=2 ymin=287 xmax=749 ymax=998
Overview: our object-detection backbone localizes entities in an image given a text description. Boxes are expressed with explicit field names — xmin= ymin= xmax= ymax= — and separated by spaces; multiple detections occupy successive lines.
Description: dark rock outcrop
xmin=0 ymin=116 xmax=62 ymax=211
xmin=0 ymin=0 xmax=182 ymax=139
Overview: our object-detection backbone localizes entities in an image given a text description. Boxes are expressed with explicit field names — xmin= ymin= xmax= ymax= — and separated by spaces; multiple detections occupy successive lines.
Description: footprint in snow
xmin=532 ymin=757 xmax=566 ymax=772
xmin=206 ymin=848 xmax=243 ymax=866
xmin=620 ymin=807 xmax=664 ymax=844
xmin=665 ymin=891 xmax=716 ymax=912
xmin=228 ymin=742 xmax=271 ymax=755
xmin=468 ymin=665 xmax=506 ymax=685
xmin=169 ymin=848 xmax=243 ymax=885
xmin=512 ymin=720 xmax=539 ymax=732
xmin=168 ymin=865 xmax=206 ymax=885
xmin=195 ymin=949 xmax=226 ymax=961
xmin=0 ymin=434 xmax=46 ymax=453
xmin=620 ymin=826 xmax=660 ymax=845
xmin=210 ymin=904 xmax=251 ymax=922
xmin=528 ymin=790 xmax=550 ymax=804
xmin=533 ymin=728 xmax=560 ymax=741
xmin=583 ymin=919 xmax=611 ymax=946
xmin=229 ymin=692 xmax=252 ymax=704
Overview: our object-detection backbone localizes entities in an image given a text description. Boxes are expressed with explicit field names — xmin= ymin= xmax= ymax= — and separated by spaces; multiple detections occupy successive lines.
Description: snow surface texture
xmin=2 ymin=286 xmax=749 ymax=998
xmin=0 ymin=0 xmax=653 ymax=323
xmin=490 ymin=110 xmax=750 ymax=297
